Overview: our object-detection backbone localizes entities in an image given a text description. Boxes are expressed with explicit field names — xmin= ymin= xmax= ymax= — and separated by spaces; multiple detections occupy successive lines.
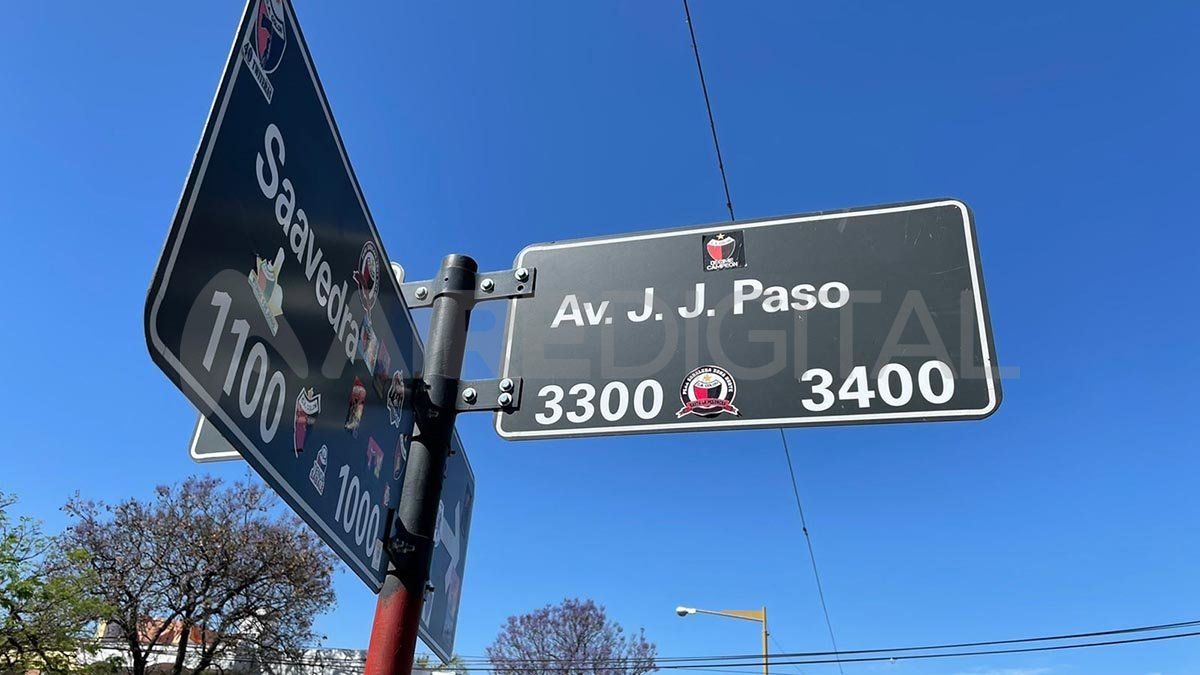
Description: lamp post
xmin=675 ymin=605 xmax=769 ymax=675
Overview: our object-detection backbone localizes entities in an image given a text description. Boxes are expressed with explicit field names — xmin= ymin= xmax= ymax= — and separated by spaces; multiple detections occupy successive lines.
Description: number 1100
xmin=203 ymin=291 xmax=287 ymax=443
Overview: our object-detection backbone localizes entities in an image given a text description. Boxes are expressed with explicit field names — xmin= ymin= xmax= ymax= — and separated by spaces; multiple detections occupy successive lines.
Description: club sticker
xmin=386 ymin=371 xmax=406 ymax=428
xmin=240 ymin=0 xmax=288 ymax=102
xmin=393 ymin=435 xmax=408 ymax=481
xmin=344 ymin=376 xmax=367 ymax=436
xmin=701 ymin=231 xmax=746 ymax=272
xmin=366 ymin=437 xmax=384 ymax=478
xmin=353 ymin=240 xmax=381 ymax=313
xmin=358 ymin=317 xmax=379 ymax=373
xmin=373 ymin=341 xmax=392 ymax=398
xmin=248 ymin=247 xmax=285 ymax=334
xmin=676 ymin=365 xmax=741 ymax=418
xmin=293 ymin=387 xmax=321 ymax=456
xmin=309 ymin=445 xmax=328 ymax=494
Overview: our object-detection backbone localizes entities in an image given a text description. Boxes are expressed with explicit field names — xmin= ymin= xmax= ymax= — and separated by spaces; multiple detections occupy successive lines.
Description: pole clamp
xmin=457 ymin=377 xmax=523 ymax=412
xmin=401 ymin=266 xmax=536 ymax=309
xmin=385 ymin=514 xmax=434 ymax=565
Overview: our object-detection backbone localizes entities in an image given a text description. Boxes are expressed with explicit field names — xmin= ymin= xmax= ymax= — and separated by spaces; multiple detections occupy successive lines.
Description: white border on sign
xmin=146 ymin=0 xmax=422 ymax=591
xmin=188 ymin=416 xmax=242 ymax=463
xmin=494 ymin=199 xmax=999 ymax=439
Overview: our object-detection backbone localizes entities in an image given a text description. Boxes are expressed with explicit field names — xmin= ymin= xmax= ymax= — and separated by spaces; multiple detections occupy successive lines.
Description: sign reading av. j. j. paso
xmin=144 ymin=0 xmax=422 ymax=592
xmin=496 ymin=199 xmax=1001 ymax=439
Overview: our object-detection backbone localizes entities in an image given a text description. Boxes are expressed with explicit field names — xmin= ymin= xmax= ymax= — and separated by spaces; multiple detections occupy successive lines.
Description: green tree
xmin=415 ymin=652 xmax=466 ymax=673
xmin=0 ymin=491 xmax=108 ymax=672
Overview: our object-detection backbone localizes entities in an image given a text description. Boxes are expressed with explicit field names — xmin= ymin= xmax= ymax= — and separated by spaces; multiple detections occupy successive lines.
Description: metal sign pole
xmin=366 ymin=255 xmax=477 ymax=675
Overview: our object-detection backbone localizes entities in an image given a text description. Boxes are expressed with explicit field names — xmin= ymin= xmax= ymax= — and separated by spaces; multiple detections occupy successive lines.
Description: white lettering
xmin=256 ymin=123 xmax=284 ymax=199
xmin=254 ymin=123 xmax=363 ymax=367
xmin=678 ymin=283 xmax=706 ymax=318
xmin=274 ymin=178 xmax=295 ymax=229
xmin=819 ymin=281 xmax=850 ymax=309
xmin=552 ymin=295 xmax=583 ymax=328
xmin=762 ymin=286 xmax=789 ymax=313
xmin=583 ymin=301 xmax=609 ymax=326
xmin=628 ymin=288 xmax=655 ymax=322
xmin=315 ymin=261 xmax=332 ymax=306
xmin=733 ymin=279 xmax=763 ymax=315
xmin=790 ymin=284 xmax=817 ymax=311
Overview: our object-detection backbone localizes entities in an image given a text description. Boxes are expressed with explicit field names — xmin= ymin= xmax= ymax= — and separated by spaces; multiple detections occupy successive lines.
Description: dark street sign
xmin=496 ymin=199 xmax=1001 ymax=439
xmin=189 ymin=412 xmax=474 ymax=662
xmin=187 ymin=266 xmax=413 ymax=465
xmin=188 ymin=414 xmax=241 ymax=463
xmin=418 ymin=429 xmax=474 ymax=663
xmin=145 ymin=0 xmax=421 ymax=591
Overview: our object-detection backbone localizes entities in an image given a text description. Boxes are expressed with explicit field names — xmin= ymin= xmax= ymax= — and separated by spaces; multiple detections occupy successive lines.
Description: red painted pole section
xmin=364 ymin=574 xmax=423 ymax=675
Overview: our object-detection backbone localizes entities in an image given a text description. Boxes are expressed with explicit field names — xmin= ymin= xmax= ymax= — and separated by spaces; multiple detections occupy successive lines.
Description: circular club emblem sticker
xmin=255 ymin=0 xmax=288 ymax=74
xmin=354 ymin=241 xmax=381 ymax=312
xmin=676 ymin=365 xmax=741 ymax=419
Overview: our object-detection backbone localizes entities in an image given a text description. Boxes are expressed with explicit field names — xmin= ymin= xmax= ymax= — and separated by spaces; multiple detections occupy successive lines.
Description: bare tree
xmin=62 ymin=476 xmax=337 ymax=675
xmin=487 ymin=598 xmax=656 ymax=675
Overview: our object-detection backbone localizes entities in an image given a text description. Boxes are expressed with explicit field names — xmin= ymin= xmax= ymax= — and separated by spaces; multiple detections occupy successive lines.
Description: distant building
xmin=83 ymin=620 xmax=442 ymax=674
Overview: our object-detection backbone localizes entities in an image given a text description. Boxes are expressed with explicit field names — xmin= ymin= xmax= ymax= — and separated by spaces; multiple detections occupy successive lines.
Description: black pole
xmin=366 ymin=254 xmax=477 ymax=675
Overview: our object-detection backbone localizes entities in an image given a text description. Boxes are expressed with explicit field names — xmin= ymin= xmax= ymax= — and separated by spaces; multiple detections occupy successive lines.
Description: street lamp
xmin=675 ymin=605 xmax=769 ymax=675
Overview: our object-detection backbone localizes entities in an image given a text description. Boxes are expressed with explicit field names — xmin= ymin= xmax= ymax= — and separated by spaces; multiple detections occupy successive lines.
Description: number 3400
xmin=799 ymin=360 xmax=955 ymax=411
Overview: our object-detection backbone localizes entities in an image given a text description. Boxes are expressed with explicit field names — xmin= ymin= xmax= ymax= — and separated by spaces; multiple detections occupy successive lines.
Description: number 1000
xmin=335 ymin=465 xmax=381 ymax=558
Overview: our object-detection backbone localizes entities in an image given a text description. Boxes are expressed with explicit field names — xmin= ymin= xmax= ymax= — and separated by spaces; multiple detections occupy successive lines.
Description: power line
xmin=769 ymin=634 xmax=805 ymax=675
xmin=421 ymin=627 xmax=1200 ymax=672
xmin=682 ymin=0 xmax=735 ymax=222
xmin=654 ymin=627 xmax=1200 ymax=670
xmin=680 ymin=3 xmax=845 ymax=670
xmin=86 ymin=617 xmax=1200 ymax=672
xmin=438 ymin=614 xmax=1200 ymax=664
xmin=778 ymin=429 xmax=843 ymax=673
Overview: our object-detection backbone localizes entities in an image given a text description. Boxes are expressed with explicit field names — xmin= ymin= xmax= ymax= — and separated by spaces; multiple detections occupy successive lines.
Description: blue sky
xmin=2 ymin=1 xmax=1199 ymax=674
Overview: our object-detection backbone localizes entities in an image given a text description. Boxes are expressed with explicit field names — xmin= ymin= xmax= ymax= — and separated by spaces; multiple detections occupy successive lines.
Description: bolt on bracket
xmin=455 ymin=377 xmax=523 ymax=412
xmin=401 ymin=266 xmax=536 ymax=309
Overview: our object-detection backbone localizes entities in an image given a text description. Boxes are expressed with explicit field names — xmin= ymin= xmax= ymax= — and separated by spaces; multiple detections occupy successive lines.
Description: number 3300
xmin=534 ymin=380 xmax=664 ymax=426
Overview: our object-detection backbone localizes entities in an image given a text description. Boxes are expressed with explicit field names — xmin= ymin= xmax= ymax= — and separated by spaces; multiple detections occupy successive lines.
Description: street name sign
xmin=420 ymin=429 xmax=474 ymax=663
xmin=496 ymin=199 xmax=1001 ymax=439
xmin=188 ymin=414 xmax=241 ymax=463
xmin=145 ymin=0 xmax=422 ymax=591
xmin=188 ymin=415 xmax=474 ymax=663
xmin=186 ymin=265 xmax=412 ymax=465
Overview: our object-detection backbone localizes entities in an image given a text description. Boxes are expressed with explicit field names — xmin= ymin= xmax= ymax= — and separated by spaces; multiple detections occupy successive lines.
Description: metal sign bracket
xmin=456 ymin=377 xmax=523 ymax=413
xmin=401 ymin=266 xmax=536 ymax=309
